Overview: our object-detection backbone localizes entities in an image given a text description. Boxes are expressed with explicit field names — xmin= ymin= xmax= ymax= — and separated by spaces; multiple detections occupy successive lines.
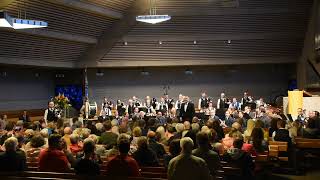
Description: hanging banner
xmin=288 ymin=91 xmax=303 ymax=116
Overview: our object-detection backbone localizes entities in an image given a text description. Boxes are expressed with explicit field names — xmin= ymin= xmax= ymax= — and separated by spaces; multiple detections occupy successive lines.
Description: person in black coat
xmin=179 ymin=96 xmax=195 ymax=122
xmin=0 ymin=137 xmax=26 ymax=172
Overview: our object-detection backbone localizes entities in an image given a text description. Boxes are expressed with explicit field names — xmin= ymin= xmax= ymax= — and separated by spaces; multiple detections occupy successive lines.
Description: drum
xmin=88 ymin=102 xmax=97 ymax=118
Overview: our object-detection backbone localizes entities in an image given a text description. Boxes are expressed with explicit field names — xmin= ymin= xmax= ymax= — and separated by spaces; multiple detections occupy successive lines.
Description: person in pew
xmin=98 ymin=120 xmax=118 ymax=150
xmin=0 ymin=114 xmax=8 ymax=130
xmin=168 ymin=137 xmax=212 ymax=180
xmin=61 ymin=127 xmax=72 ymax=149
xmin=224 ymin=110 xmax=235 ymax=127
xmin=38 ymin=134 xmax=70 ymax=172
xmin=222 ymin=138 xmax=255 ymax=179
xmin=192 ymin=131 xmax=221 ymax=176
xmin=249 ymin=127 xmax=268 ymax=153
xmin=132 ymin=136 xmax=159 ymax=167
xmin=0 ymin=137 xmax=26 ymax=171
xmin=69 ymin=134 xmax=83 ymax=155
xmin=25 ymin=134 xmax=45 ymax=157
xmin=105 ymin=137 xmax=141 ymax=177
xmin=207 ymin=119 xmax=225 ymax=141
xmin=165 ymin=124 xmax=176 ymax=146
xmin=269 ymin=118 xmax=280 ymax=137
xmin=272 ymin=120 xmax=292 ymax=147
xmin=147 ymin=131 xmax=166 ymax=159
xmin=172 ymin=123 xmax=184 ymax=140
xmin=302 ymin=118 xmax=320 ymax=139
xmin=164 ymin=139 xmax=181 ymax=170
xmin=19 ymin=110 xmax=30 ymax=123
xmin=74 ymin=138 xmax=100 ymax=176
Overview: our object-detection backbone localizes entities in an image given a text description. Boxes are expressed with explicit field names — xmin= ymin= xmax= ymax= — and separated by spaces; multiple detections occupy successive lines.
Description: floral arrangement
xmin=53 ymin=93 xmax=70 ymax=110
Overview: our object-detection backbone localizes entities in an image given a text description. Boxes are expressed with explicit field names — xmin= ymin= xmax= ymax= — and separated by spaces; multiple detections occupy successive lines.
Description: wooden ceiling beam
xmin=0 ymin=0 xmax=15 ymax=9
xmin=77 ymin=0 xmax=151 ymax=67
xmin=2 ymin=28 xmax=97 ymax=44
xmin=96 ymin=56 xmax=296 ymax=68
xmin=158 ymin=7 xmax=303 ymax=17
xmin=122 ymin=32 xmax=304 ymax=42
xmin=0 ymin=57 xmax=75 ymax=68
xmin=44 ymin=0 xmax=123 ymax=19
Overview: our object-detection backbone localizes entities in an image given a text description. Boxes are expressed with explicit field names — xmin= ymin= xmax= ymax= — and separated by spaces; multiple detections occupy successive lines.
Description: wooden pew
xmin=268 ymin=141 xmax=288 ymax=161
xmin=0 ymin=171 xmax=165 ymax=180
xmin=140 ymin=167 xmax=166 ymax=173
xmin=295 ymin=138 xmax=320 ymax=149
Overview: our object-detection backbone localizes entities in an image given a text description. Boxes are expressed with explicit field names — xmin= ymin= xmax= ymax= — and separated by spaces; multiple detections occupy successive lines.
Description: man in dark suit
xmin=19 ymin=110 xmax=30 ymax=123
xmin=179 ymin=96 xmax=195 ymax=122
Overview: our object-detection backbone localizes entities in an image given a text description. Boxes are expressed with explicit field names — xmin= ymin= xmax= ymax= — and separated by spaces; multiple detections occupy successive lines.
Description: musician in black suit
xmin=179 ymin=96 xmax=195 ymax=122
xmin=132 ymin=96 xmax=141 ymax=107
xmin=126 ymin=99 xmax=135 ymax=117
xmin=164 ymin=94 xmax=175 ymax=110
xmin=19 ymin=110 xmax=30 ymax=123
xmin=175 ymin=94 xmax=184 ymax=118
xmin=217 ymin=92 xmax=229 ymax=110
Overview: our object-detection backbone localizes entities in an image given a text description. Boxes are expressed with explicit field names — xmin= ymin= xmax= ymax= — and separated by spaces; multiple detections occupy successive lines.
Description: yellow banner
xmin=288 ymin=91 xmax=303 ymax=116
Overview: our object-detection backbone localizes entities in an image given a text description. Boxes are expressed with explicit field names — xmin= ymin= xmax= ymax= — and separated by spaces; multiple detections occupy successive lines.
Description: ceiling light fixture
xmin=136 ymin=0 xmax=171 ymax=24
xmin=0 ymin=11 xmax=13 ymax=27
xmin=0 ymin=9 xmax=47 ymax=29
xmin=185 ymin=68 xmax=193 ymax=75
xmin=12 ymin=18 xmax=48 ymax=29
xmin=141 ymin=68 xmax=150 ymax=76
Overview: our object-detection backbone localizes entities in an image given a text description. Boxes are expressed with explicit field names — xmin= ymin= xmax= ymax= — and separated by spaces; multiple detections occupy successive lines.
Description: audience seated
xmin=250 ymin=127 xmax=268 ymax=153
xmin=38 ymin=134 xmax=70 ymax=172
xmin=147 ymin=131 xmax=166 ymax=158
xmin=132 ymin=136 xmax=159 ymax=167
xmin=222 ymin=138 xmax=255 ymax=179
xmin=165 ymin=124 xmax=176 ymax=146
xmin=0 ymin=137 xmax=26 ymax=171
xmin=74 ymin=138 xmax=100 ymax=175
xmin=168 ymin=137 xmax=212 ymax=180
xmin=244 ymin=119 xmax=255 ymax=141
xmin=269 ymin=118 xmax=279 ymax=137
xmin=105 ymin=136 xmax=141 ymax=177
xmin=62 ymin=127 xmax=72 ymax=148
xmin=164 ymin=139 xmax=181 ymax=170
xmin=69 ymin=134 xmax=82 ymax=155
xmin=210 ymin=119 xmax=225 ymax=141
xmin=99 ymin=121 xmax=118 ymax=150
xmin=1 ymin=100 xmax=320 ymax=179
xmin=192 ymin=131 xmax=221 ymax=176
xmin=302 ymin=118 xmax=320 ymax=139
xmin=272 ymin=120 xmax=292 ymax=146
xmin=26 ymin=134 xmax=45 ymax=157
xmin=156 ymin=126 xmax=167 ymax=145
xmin=130 ymin=126 xmax=142 ymax=154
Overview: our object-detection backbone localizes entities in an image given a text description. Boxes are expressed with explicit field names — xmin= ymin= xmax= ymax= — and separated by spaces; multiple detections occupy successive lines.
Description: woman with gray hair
xmin=0 ymin=137 xmax=26 ymax=171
